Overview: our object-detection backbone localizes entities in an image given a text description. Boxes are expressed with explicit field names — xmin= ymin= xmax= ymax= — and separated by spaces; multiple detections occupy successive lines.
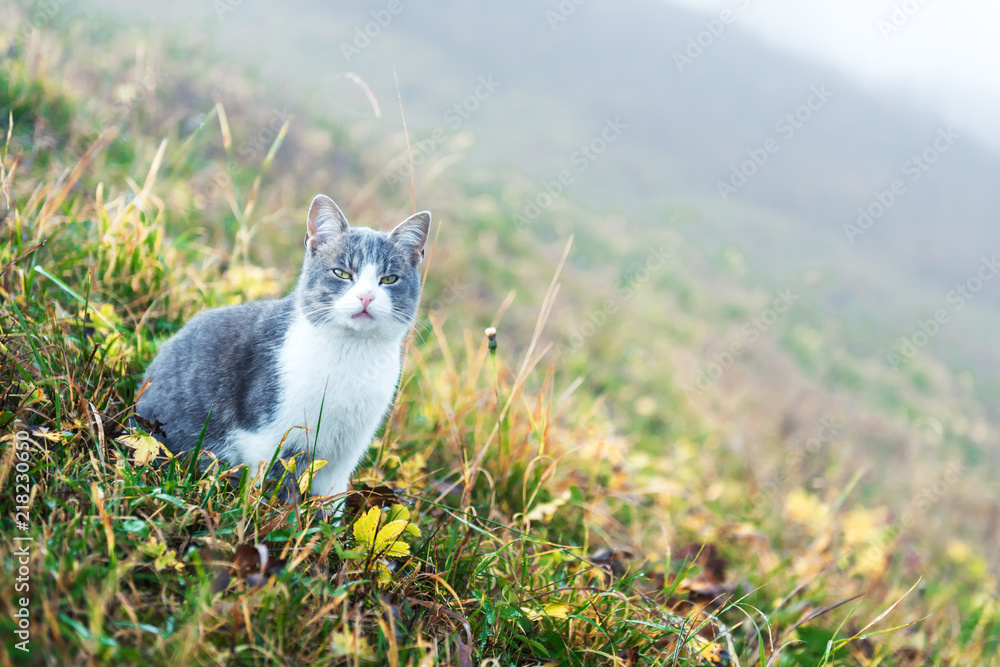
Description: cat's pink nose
xmin=357 ymin=292 xmax=375 ymax=308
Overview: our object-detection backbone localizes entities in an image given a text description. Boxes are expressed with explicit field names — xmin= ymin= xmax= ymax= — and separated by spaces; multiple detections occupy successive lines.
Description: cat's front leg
xmin=306 ymin=463 xmax=351 ymax=514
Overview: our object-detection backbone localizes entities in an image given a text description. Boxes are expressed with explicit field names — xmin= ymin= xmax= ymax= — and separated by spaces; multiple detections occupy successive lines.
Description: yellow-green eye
xmin=380 ymin=275 xmax=398 ymax=285
xmin=333 ymin=269 xmax=352 ymax=280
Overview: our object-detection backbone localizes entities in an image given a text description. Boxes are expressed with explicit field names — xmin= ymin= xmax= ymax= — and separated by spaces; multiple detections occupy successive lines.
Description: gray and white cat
xmin=136 ymin=194 xmax=431 ymax=504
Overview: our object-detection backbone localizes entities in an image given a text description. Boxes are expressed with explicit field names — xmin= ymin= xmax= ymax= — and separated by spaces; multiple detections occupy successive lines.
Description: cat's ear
xmin=305 ymin=194 xmax=350 ymax=252
xmin=389 ymin=211 xmax=431 ymax=264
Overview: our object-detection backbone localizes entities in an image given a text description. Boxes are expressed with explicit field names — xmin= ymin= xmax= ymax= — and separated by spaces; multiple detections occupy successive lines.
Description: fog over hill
xmin=73 ymin=0 xmax=1000 ymax=394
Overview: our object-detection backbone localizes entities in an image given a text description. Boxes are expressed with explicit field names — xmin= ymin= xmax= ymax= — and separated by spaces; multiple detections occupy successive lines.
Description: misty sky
xmin=665 ymin=0 xmax=1000 ymax=152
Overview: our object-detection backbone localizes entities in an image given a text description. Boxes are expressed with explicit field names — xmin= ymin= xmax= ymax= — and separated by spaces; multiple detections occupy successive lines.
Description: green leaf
xmin=386 ymin=504 xmax=410 ymax=523
xmin=150 ymin=490 xmax=185 ymax=508
xmin=388 ymin=503 xmax=421 ymax=537
xmin=120 ymin=519 xmax=149 ymax=537
xmin=336 ymin=547 xmax=364 ymax=561
xmin=500 ymin=605 xmax=528 ymax=621
xmin=523 ymin=638 xmax=550 ymax=657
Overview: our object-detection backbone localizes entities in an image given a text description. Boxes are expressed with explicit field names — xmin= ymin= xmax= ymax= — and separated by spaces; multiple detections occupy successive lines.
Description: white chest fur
xmin=229 ymin=316 xmax=402 ymax=498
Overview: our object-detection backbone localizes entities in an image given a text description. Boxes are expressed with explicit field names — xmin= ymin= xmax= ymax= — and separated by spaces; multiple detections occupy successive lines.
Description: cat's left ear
xmin=306 ymin=194 xmax=350 ymax=252
xmin=390 ymin=211 xmax=431 ymax=264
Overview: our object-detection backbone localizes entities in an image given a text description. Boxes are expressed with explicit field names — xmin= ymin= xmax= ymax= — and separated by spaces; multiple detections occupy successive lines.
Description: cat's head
xmin=297 ymin=194 xmax=431 ymax=339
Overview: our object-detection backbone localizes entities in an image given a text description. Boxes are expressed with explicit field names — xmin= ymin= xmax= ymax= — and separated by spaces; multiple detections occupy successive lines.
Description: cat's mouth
xmin=351 ymin=310 xmax=375 ymax=321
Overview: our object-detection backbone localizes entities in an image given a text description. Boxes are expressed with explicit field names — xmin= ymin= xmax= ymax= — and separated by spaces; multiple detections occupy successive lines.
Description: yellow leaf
xmin=522 ymin=603 xmax=570 ymax=621
xmin=353 ymin=507 xmax=382 ymax=547
xmin=297 ymin=459 xmax=328 ymax=496
xmin=353 ymin=507 xmax=412 ymax=559
xmin=697 ymin=637 xmax=731 ymax=667
xmin=278 ymin=454 xmax=299 ymax=473
xmin=97 ymin=302 xmax=120 ymax=326
xmin=946 ymin=539 xmax=972 ymax=563
xmin=842 ymin=507 xmax=889 ymax=547
xmin=140 ymin=535 xmax=182 ymax=571
xmin=21 ymin=427 xmax=66 ymax=443
xmin=784 ymin=488 xmax=829 ymax=529
xmin=329 ymin=629 xmax=376 ymax=662
xmin=373 ymin=521 xmax=411 ymax=558
xmin=397 ymin=453 xmax=428 ymax=489
xmin=141 ymin=535 xmax=165 ymax=558
xmin=117 ymin=433 xmax=168 ymax=466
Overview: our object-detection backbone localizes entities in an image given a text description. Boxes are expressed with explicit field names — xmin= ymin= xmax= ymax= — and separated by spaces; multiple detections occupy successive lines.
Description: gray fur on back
xmin=139 ymin=297 xmax=293 ymax=457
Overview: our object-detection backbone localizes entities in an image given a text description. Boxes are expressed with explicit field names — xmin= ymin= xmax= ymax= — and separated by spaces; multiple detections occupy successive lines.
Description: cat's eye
xmin=332 ymin=269 xmax=352 ymax=280
xmin=380 ymin=275 xmax=399 ymax=285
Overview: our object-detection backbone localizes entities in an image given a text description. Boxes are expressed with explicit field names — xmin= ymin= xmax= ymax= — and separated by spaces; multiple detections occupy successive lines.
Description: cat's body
xmin=137 ymin=195 xmax=430 ymax=502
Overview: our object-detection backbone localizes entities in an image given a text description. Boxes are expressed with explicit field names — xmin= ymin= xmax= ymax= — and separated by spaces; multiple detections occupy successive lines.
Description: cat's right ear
xmin=305 ymin=194 xmax=350 ymax=252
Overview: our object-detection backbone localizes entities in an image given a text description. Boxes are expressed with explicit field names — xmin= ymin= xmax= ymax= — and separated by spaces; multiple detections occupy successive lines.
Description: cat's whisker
xmin=300 ymin=306 xmax=336 ymax=320
xmin=407 ymin=325 xmax=430 ymax=346
xmin=297 ymin=304 xmax=341 ymax=324
xmin=393 ymin=311 xmax=428 ymax=331
xmin=410 ymin=314 xmax=433 ymax=329
xmin=396 ymin=315 xmax=437 ymax=347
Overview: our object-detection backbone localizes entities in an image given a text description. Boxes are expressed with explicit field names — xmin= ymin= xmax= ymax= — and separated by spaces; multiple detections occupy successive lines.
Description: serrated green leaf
xmin=388 ymin=503 xmax=421 ymax=537
xmin=386 ymin=503 xmax=409 ymax=522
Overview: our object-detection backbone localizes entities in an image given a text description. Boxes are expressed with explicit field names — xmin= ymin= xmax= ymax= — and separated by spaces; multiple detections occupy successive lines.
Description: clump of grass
xmin=0 ymin=139 xmax=741 ymax=664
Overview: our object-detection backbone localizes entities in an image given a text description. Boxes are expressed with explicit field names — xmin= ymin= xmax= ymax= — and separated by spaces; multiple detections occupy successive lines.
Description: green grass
xmin=0 ymin=148 xmax=739 ymax=663
xmin=1 ymin=11 xmax=999 ymax=667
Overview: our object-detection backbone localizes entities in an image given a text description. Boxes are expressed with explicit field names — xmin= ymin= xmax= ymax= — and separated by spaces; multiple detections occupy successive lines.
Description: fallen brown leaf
xmin=135 ymin=414 xmax=167 ymax=436
xmin=343 ymin=483 xmax=400 ymax=521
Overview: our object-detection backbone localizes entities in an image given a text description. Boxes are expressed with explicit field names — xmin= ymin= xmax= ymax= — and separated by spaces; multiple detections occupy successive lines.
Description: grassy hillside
xmin=72 ymin=0 xmax=1000 ymax=408
xmin=1 ymin=9 xmax=998 ymax=666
